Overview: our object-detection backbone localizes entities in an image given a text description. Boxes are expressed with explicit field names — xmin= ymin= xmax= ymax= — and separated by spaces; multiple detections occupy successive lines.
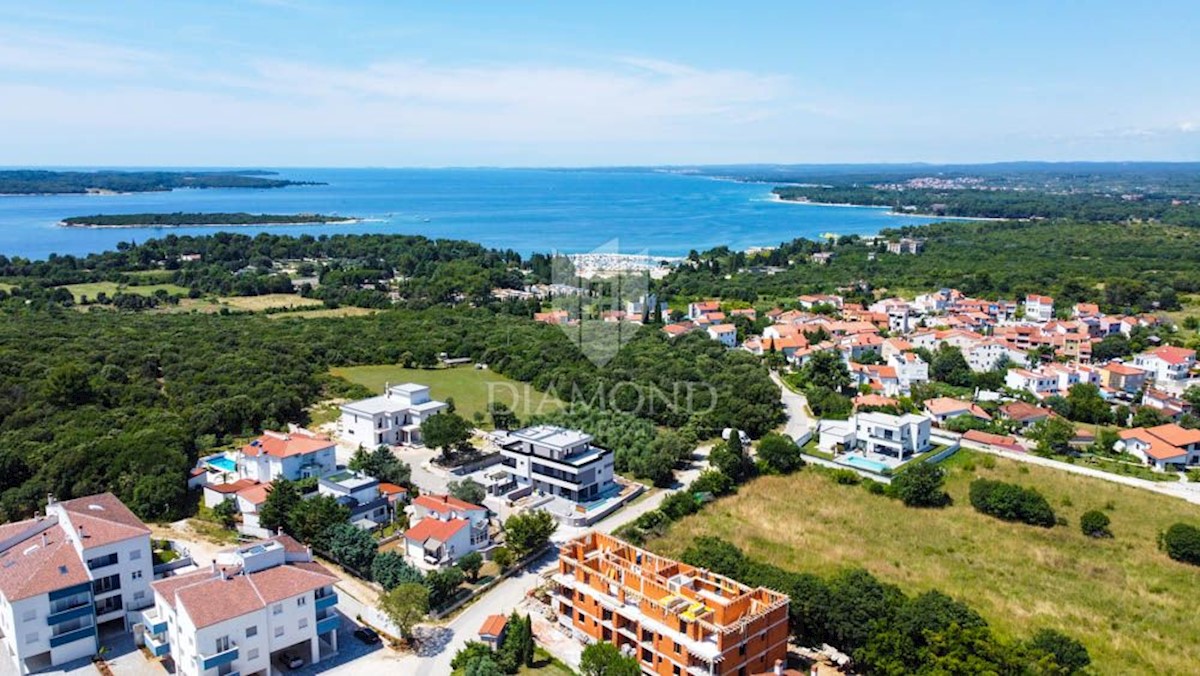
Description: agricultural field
xmin=646 ymin=450 xmax=1200 ymax=675
xmin=268 ymin=307 xmax=378 ymax=320
xmin=59 ymin=281 xmax=189 ymax=302
xmin=330 ymin=365 xmax=565 ymax=427
xmin=219 ymin=293 xmax=325 ymax=311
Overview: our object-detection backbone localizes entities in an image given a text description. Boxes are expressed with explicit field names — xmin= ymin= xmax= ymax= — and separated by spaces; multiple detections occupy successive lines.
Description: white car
xmin=285 ymin=655 xmax=305 ymax=670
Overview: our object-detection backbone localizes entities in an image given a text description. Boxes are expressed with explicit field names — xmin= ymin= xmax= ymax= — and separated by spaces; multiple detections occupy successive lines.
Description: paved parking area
xmin=273 ymin=613 xmax=386 ymax=676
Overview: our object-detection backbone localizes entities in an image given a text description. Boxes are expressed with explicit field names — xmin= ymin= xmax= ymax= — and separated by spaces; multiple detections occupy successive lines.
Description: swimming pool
xmin=206 ymin=456 xmax=237 ymax=473
xmin=839 ymin=453 xmax=890 ymax=474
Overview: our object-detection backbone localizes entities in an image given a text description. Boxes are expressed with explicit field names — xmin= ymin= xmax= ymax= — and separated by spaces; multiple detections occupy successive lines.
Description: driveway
xmin=771 ymin=371 xmax=812 ymax=440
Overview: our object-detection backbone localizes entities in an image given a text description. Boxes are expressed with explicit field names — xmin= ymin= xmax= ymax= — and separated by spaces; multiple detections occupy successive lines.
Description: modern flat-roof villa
xmin=338 ymin=383 xmax=448 ymax=448
xmin=550 ymin=532 xmax=789 ymax=676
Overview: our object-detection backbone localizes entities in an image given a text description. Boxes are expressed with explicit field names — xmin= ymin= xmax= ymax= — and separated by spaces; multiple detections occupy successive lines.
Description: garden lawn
xmin=330 ymin=365 xmax=565 ymax=427
xmin=646 ymin=450 xmax=1200 ymax=676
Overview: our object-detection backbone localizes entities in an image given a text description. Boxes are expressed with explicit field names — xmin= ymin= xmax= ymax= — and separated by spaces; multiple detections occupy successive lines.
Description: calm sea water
xmin=0 ymin=168 xmax=949 ymax=260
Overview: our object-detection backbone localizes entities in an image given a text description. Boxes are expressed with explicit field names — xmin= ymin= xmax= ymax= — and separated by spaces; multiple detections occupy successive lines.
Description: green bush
xmin=1162 ymin=523 xmax=1200 ymax=565
xmin=1080 ymin=510 xmax=1112 ymax=538
xmin=968 ymin=479 xmax=1056 ymax=527
xmin=890 ymin=461 xmax=950 ymax=508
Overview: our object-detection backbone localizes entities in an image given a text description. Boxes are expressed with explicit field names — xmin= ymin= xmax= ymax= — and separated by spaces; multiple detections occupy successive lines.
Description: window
xmin=247 ymin=648 xmax=259 ymax=660
xmin=22 ymin=609 xmax=35 ymax=622
xmin=130 ymin=549 xmax=141 ymax=560
xmin=246 ymin=626 xmax=257 ymax=638
xmin=273 ymin=603 xmax=282 ymax=615
xmin=25 ymin=632 xmax=37 ymax=644
xmin=215 ymin=635 xmax=231 ymax=652
xmin=87 ymin=552 xmax=119 ymax=569
xmin=274 ymin=626 xmax=284 ymax=638
xmin=132 ymin=570 xmax=143 ymax=580
xmin=133 ymin=591 xmax=145 ymax=601
xmin=297 ymin=596 xmax=307 ymax=607
xmin=299 ymin=618 xmax=308 ymax=629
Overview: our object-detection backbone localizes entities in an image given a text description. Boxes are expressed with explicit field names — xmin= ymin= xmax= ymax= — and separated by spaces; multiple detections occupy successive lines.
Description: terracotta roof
xmin=175 ymin=575 xmax=264 ymax=628
xmin=0 ymin=522 xmax=91 ymax=601
xmin=1001 ymin=401 xmax=1052 ymax=422
xmin=414 ymin=494 xmax=484 ymax=514
xmin=56 ymin=492 xmax=151 ymax=548
xmin=708 ymin=323 xmax=736 ymax=334
xmin=269 ymin=533 xmax=309 ymax=555
xmin=962 ymin=429 xmax=1022 ymax=451
xmin=242 ymin=430 xmax=334 ymax=458
xmin=155 ymin=558 xmax=336 ymax=629
xmin=378 ymin=483 xmax=409 ymax=496
xmin=1146 ymin=424 xmax=1200 ymax=447
xmin=237 ymin=483 xmax=272 ymax=506
xmin=405 ymin=517 xmax=468 ymax=543
xmin=1148 ymin=346 xmax=1196 ymax=366
xmin=479 ymin=614 xmax=508 ymax=638
xmin=1103 ymin=362 xmax=1145 ymax=376
xmin=925 ymin=397 xmax=973 ymax=416
xmin=854 ymin=394 xmax=899 ymax=408
xmin=248 ymin=563 xmax=338 ymax=605
xmin=206 ymin=478 xmax=257 ymax=494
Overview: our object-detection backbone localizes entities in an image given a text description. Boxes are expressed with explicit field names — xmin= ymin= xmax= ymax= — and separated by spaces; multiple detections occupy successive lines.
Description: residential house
xmin=0 ymin=493 xmax=154 ymax=675
xmin=965 ymin=338 xmax=1028 ymax=372
xmin=497 ymin=426 xmax=617 ymax=508
xmin=318 ymin=471 xmax=392 ymax=530
xmin=961 ymin=429 xmax=1024 ymax=453
xmin=404 ymin=495 xmax=491 ymax=569
xmin=1133 ymin=346 xmax=1196 ymax=385
xmin=241 ymin=429 xmax=337 ymax=485
xmin=1024 ymin=295 xmax=1055 ymax=322
xmin=886 ymin=238 xmax=925 ymax=254
xmin=1142 ymin=387 xmax=1190 ymax=419
xmin=999 ymin=401 xmax=1052 ymax=430
xmin=706 ymin=323 xmax=738 ymax=348
xmin=818 ymin=412 xmax=933 ymax=460
xmin=687 ymin=300 xmax=720 ymax=320
xmin=339 ymin=383 xmax=449 ymax=448
xmin=142 ymin=535 xmax=340 ymax=676
xmin=477 ymin=615 xmax=508 ymax=651
xmin=1098 ymin=362 xmax=1148 ymax=395
xmin=1118 ymin=424 xmax=1200 ymax=471
xmin=923 ymin=397 xmax=992 ymax=426
xmin=534 ymin=310 xmax=571 ymax=325
xmin=549 ymin=532 xmax=789 ymax=676
xmin=887 ymin=352 xmax=929 ymax=392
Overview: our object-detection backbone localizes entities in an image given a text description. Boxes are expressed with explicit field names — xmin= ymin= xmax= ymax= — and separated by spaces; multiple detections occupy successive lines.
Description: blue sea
xmin=0 ymin=168 xmax=951 ymax=260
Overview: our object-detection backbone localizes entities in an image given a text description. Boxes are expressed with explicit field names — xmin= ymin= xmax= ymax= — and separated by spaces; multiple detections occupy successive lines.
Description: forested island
xmin=60 ymin=212 xmax=357 ymax=228
xmin=0 ymin=169 xmax=319 ymax=194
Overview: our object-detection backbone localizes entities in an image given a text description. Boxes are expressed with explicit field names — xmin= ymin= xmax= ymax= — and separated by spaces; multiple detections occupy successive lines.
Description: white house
xmin=706 ymin=323 xmax=738 ymax=348
xmin=240 ymin=429 xmax=337 ymax=484
xmin=817 ymin=412 xmax=932 ymax=460
xmin=1004 ymin=368 xmax=1060 ymax=398
xmin=1117 ymin=424 xmax=1200 ymax=472
xmin=317 ymin=471 xmax=392 ymax=530
xmin=887 ymin=352 xmax=929 ymax=392
xmin=404 ymin=495 xmax=491 ymax=569
xmin=497 ymin=426 xmax=617 ymax=508
xmin=338 ymin=383 xmax=449 ymax=448
xmin=1024 ymin=295 xmax=1055 ymax=323
xmin=0 ymin=493 xmax=153 ymax=675
xmin=965 ymin=338 xmax=1028 ymax=372
xmin=143 ymin=535 xmax=340 ymax=676
xmin=1133 ymin=346 xmax=1196 ymax=385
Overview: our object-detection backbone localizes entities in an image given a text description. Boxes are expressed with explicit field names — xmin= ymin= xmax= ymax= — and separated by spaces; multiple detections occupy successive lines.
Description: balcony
xmin=317 ymin=614 xmax=340 ymax=635
xmin=314 ymin=592 xmax=338 ymax=612
xmin=141 ymin=609 xmax=168 ymax=636
xmin=200 ymin=644 xmax=239 ymax=670
xmin=145 ymin=632 xmax=170 ymax=658
xmin=47 ymin=602 xmax=93 ymax=626
xmin=49 ymin=624 xmax=96 ymax=648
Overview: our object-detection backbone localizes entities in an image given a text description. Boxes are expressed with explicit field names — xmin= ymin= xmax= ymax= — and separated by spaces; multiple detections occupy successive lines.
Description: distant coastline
xmin=767 ymin=193 xmax=1002 ymax=221
xmin=59 ymin=212 xmax=358 ymax=229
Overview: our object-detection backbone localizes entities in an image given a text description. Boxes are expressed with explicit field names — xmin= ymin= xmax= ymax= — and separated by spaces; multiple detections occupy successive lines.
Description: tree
xmin=1080 ymin=510 xmax=1112 ymax=538
xmin=130 ymin=473 xmax=185 ymax=521
xmin=1064 ymin=383 xmax=1112 ymax=424
xmin=689 ymin=469 xmax=737 ymax=497
xmin=1161 ymin=523 xmax=1200 ymax=565
xmin=969 ymin=479 xmax=1056 ymax=527
xmin=491 ymin=546 xmax=514 ymax=570
xmin=427 ymin=566 xmax=465 ymax=608
xmin=489 ymin=402 xmax=519 ymax=430
xmin=451 ymin=642 xmax=496 ymax=672
xmin=497 ymin=612 xmax=534 ymax=672
xmin=422 ymin=412 xmax=472 ymax=451
xmin=659 ymin=491 xmax=700 ymax=520
xmin=328 ymin=522 xmax=378 ymax=572
xmin=799 ymin=349 xmax=851 ymax=392
xmin=580 ymin=641 xmax=640 ymax=676
xmin=1024 ymin=628 xmax=1091 ymax=674
xmin=211 ymin=498 xmax=239 ymax=529
xmin=504 ymin=510 xmax=557 ymax=558
xmin=890 ymin=461 xmax=950 ymax=507
xmin=372 ymin=551 xmax=425 ymax=589
xmin=930 ymin=345 xmax=972 ymax=387
xmin=259 ymin=479 xmax=300 ymax=533
xmin=755 ymin=433 xmax=804 ymax=474
xmin=457 ymin=551 xmax=484 ymax=582
xmin=448 ymin=478 xmax=487 ymax=506
xmin=379 ymin=582 xmax=429 ymax=641
xmin=1132 ymin=406 xmax=1170 ymax=428
xmin=1028 ymin=416 xmax=1075 ymax=455
xmin=288 ymin=495 xmax=350 ymax=550
xmin=709 ymin=433 xmax=755 ymax=483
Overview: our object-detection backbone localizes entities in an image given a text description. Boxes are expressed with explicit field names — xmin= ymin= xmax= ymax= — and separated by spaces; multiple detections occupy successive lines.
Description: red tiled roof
xmin=1149 ymin=346 xmax=1196 ymax=366
xmin=378 ymin=482 xmax=409 ymax=496
xmin=0 ymin=522 xmax=92 ymax=601
xmin=1001 ymin=401 xmax=1052 ymax=422
xmin=1103 ymin=362 xmax=1145 ymax=376
xmin=242 ymin=430 xmax=333 ymax=458
xmin=1146 ymin=424 xmax=1200 ymax=447
xmin=248 ymin=562 xmax=338 ymax=605
xmin=207 ymin=478 xmax=257 ymax=494
xmin=155 ymin=557 xmax=337 ymax=628
xmin=414 ymin=494 xmax=484 ymax=514
xmin=962 ymin=429 xmax=1023 ymax=451
xmin=479 ymin=614 xmax=508 ymax=638
xmin=237 ymin=483 xmax=272 ymax=506
xmin=405 ymin=517 xmax=468 ymax=543
xmin=56 ymin=492 xmax=151 ymax=548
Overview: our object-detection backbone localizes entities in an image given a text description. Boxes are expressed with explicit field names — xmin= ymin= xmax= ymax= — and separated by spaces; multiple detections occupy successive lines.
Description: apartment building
xmin=550 ymin=532 xmax=789 ymax=676
xmin=498 ymin=426 xmax=617 ymax=507
xmin=1024 ymin=294 xmax=1055 ymax=322
xmin=0 ymin=493 xmax=153 ymax=675
xmin=143 ymin=535 xmax=339 ymax=676
xmin=1133 ymin=346 xmax=1197 ymax=385
xmin=338 ymin=383 xmax=449 ymax=448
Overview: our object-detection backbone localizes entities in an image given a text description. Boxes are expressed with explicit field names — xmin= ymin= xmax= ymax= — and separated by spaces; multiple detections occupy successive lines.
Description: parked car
xmin=353 ymin=626 xmax=381 ymax=644
xmin=285 ymin=654 xmax=305 ymax=670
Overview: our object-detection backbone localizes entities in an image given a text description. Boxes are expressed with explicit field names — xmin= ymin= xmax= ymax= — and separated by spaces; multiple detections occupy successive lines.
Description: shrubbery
xmin=969 ymin=479 xmax=1056 ymax=527
xmin=889 ymin=461 xmax=950 ymax=508
xmin=1161 ymin=523 xmax=1200 ymax=565
xmin=1080 ymin=510 xmax=1112 ymax=538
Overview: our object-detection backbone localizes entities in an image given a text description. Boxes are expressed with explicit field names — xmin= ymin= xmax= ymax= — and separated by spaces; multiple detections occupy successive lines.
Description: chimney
xmin=46 ymin=493 xmax=56 ymax=506
xmin=77 ymin=524 xmax=85 ymax=539
xmin=41 ymin=532 xmax=48 ymax=547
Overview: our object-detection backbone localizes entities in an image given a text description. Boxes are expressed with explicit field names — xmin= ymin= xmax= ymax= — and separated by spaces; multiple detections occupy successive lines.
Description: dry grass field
xmin=647 ymin=450 xmax=1200 ymax=675
xmin=220 ymin=293 xmax=325 ymax=311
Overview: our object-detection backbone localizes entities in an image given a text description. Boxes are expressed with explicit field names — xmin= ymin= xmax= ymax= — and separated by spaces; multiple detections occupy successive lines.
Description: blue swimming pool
xmin=207 ymin=456 xmax=237 ymax=473
xmin=839 ymin=453 xmax=890 ymax=474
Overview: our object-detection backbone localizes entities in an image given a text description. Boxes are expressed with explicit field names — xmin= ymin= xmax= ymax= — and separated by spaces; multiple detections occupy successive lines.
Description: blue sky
xmin=2 ymin=1 xmax=1198 ymax=166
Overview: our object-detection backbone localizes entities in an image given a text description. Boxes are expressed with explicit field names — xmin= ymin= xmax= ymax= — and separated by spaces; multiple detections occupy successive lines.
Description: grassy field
xmin=268 ymin=307 xmax=378 ymax=320
xmin=60 ymin=281 xmax=189 ymax=302
xmin=330 ymin=365 xmax=565 ymax=427
xmin=646 ymin=450 xmax=1200 ymax=675
xmin=519 ymin=649 xmax=575 ymax=676
xmin=220 ymin=293 xmax=325 ymax=311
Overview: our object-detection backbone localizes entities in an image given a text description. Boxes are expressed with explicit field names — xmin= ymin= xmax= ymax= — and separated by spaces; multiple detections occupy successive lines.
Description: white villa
xmin=497 ymin=426 xmax=617 ymax=508
xmin=1133 ymin=346 xmax=1196 ymax=386
xmin=0 ymin=493 xmax=154 ymax=675
xmin=818 ymin=412 xmax=933 ymax=461
xmin=317 ymin=470 xmax=392 ymax=530
xmin=338 ymin=383 xmax=449 ymax=448
xmin=404 ymin=494 xmax=491 ymax=569
xmin=142 ymin=535 xmax=340 ymax=676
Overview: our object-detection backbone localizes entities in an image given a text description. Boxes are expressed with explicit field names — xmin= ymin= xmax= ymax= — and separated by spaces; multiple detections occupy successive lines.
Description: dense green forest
xmin=0 ymin=170 xmax=317 ymax=194
xmin=0 ymin=303 xmax=778 ymax=521
xmin=772 ymin=185 xmax=1200 ymax=224
xmin=661 ymin=220 xmax=1197 ymax=315
xmin=60 ymin=212 xmax=355 ymax=227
